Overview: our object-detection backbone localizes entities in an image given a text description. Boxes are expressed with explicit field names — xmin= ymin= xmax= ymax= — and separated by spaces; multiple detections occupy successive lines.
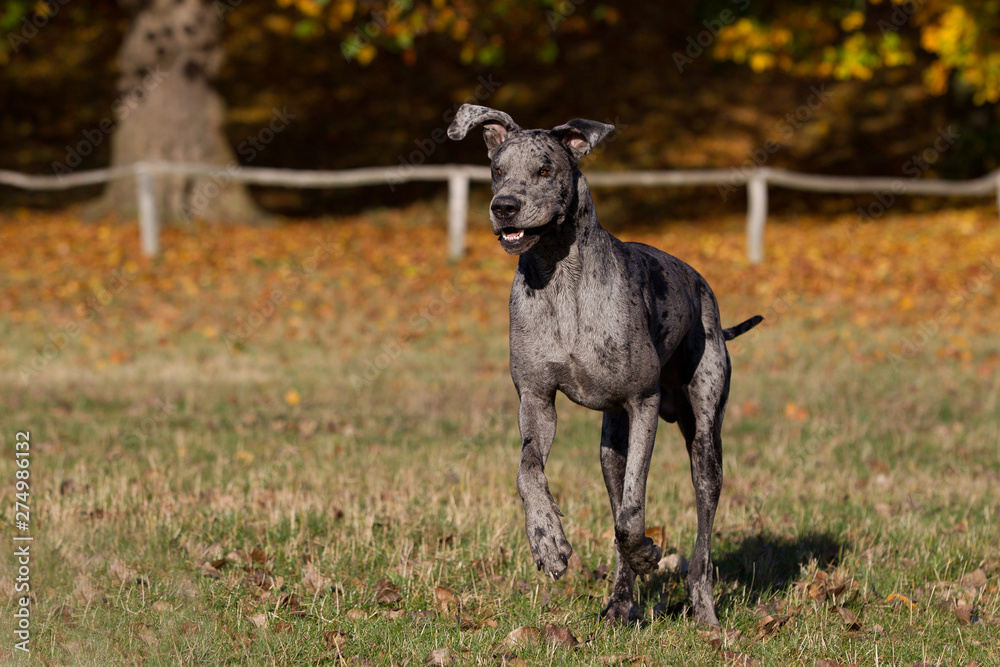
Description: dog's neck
xmin=518 ymin=171 xmax=605 ymax=290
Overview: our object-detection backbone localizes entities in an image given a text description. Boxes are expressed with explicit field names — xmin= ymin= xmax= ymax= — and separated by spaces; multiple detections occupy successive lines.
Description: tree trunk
xmin=87 ymin=0 xmax=265 ymax=224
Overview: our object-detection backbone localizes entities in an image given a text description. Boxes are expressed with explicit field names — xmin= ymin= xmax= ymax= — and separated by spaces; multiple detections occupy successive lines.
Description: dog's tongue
xmin=502 ymin=230 xmax=524 ymax=241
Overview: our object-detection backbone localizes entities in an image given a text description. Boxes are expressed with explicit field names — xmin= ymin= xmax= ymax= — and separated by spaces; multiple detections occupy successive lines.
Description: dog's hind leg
xmin=680 ymin=337 xmax=729 ymax=627
xmin=599 ymin=409 xmax=639 ymax=622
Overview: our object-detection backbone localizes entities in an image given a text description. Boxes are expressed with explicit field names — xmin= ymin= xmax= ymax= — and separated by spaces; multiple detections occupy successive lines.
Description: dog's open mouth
xmin=496 ymin=221 xmax=555 ymax=254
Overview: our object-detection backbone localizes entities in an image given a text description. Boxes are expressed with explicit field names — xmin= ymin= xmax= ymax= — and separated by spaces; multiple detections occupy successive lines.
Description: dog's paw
xmin=621 ymin=537 xmax=661 ymax=576
xmin=525 ymin=513 xmax=572 ymax=579
xmin=600 ymin=598 xmax=639 ymax=624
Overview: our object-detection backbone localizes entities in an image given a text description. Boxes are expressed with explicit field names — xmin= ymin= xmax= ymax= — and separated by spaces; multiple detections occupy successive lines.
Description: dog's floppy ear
xmin=551 ymin=119 xmax=615 ymax=163
xmin=448 ymin=104 xmax=521 ymax=158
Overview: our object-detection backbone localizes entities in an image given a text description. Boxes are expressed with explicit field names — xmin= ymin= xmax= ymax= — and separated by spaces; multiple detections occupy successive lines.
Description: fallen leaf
xmin=722 ymin=650 xmax=759 ymax=666
xmin=375 ymin=578 xmax=401 ymax=605
xmin=109 ymin=559 xmax=137 ymax=586
xmin=345 ymin=608 xmax=368 ymax=620
xmin=284 ymin=389 xmax=301 ymax=406
xmin=246 ymin=613 xmax=268 ymax=629
xmin=954 ymin=602 xmax=979 ymax=626
xmin=963 ymin=568 xmax=988 ymax=590
xmin=658 ymin=553 xmax=688 ymax=576
xmin=433 ymin=586 xmax=457 ymax=612
xmin=323 ymin=629 xmax=349 ymax=651
xmin=277 ymin=593 xmax=305 ymax=616
xmin=301 ymin=562 xmax=329 ymax=595
xmin=245 ymin=568 xmax=276 ymax=591
xmin=698 ymin=626 xmax=744 ymax=649
xmin=833 ymin=606 xmax=863 ymax=632
xmin=504 ymin=625 xmax=542 ymax=648
xmin=644 ymin=526 xmax=666 ymax=552
xmin=755 ymin=614 xmax=791 ymax=641
xmin=426 ymin=648 xmax=458 ymax=665
xmin=815 ymin=660 xmax=857 ymax=667
xmin=200 ymin=562 xmax=221 ymax=579
xmin=887 ymin=592 xmax=916 ymax=608
xmin=542 ymin=624 xmax=578 ymax=648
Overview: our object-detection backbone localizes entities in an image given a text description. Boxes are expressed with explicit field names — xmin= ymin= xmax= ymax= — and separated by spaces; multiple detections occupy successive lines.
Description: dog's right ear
xmin=447 ymin=104 xmax=521 ymax=159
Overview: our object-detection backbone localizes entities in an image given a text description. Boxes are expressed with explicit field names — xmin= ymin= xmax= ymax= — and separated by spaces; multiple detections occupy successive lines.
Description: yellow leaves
xmin=749 ymin=52 xmax=776 ymax=73
xmin=840 ymin=11 xmax=865 ymax=32
xmin=920 ymin=5 xmax=973 ymax=55
xmin=355 ymin=43 xmax=377 ymax=66
xmin=284 ymin=389 xmax=301 ymax=406
xmin=784 ymin=401 xmax=810 ymax=423
xmin=886 ymin=592 xmax=916 ymax=608
xmin=263 ymin=14 xmax=294 ymax=35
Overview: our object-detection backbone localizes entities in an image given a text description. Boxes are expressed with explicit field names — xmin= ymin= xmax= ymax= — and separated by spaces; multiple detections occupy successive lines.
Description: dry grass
xmin=0 ymin=202 xmax=998 ymax=665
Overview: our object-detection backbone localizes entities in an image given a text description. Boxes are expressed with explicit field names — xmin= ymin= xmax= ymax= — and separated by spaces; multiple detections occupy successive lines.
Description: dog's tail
xmin=723 ymin=315 xmax=764 ymax=341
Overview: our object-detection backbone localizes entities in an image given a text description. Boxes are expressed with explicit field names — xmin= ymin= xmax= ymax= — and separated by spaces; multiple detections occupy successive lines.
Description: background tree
xmin=711 ymin=0 xmax=1000 ymax=104
xmin=2 ymin=0 xmax=616 ymax=223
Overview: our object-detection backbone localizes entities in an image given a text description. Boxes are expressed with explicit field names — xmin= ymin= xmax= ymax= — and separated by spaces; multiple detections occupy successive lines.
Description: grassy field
xmin=1 ymin=202 xmax=998 ymax=665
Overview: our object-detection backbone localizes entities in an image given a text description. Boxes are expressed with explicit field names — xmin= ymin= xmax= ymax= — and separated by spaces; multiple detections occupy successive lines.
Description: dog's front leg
xmin=614 ymin=393 xmax=662 ymax=576
xmin=516 ymin=391 xmax=572 ymax=579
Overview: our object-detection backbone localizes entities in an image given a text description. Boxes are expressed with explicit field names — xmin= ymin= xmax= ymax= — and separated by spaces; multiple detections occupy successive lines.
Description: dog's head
xmin=448 ymin=104 xmax=614 ymax=255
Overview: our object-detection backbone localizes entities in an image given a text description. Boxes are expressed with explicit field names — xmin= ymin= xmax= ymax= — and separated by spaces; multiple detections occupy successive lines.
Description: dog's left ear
xmin=551 ymin=119 xmax=615 ymax=163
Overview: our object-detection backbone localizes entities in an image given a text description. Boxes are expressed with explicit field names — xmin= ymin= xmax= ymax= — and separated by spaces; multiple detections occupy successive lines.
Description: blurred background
xmin=1 ymin=2 xmax=999 ymax=663
xmin=3 ymin=0 xmax=999 ymax=218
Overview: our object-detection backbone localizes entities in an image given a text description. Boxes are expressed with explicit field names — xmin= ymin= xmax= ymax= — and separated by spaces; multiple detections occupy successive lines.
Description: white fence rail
xmin=1 ymin=161 xmax=998 ymax=263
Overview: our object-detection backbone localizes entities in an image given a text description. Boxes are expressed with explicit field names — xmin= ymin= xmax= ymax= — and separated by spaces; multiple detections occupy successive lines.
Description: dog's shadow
xmin=641 ymin=531 xmax=847 ymax=620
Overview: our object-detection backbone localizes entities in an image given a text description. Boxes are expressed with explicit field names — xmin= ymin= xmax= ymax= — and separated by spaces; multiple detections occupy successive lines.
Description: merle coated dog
xmin=448 ymin=105 xmax=762 ymax=625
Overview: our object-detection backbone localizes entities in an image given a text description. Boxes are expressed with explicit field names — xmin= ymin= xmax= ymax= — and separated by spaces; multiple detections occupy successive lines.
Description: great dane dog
xmin=448 ymin=104 xmax=762 ymax=626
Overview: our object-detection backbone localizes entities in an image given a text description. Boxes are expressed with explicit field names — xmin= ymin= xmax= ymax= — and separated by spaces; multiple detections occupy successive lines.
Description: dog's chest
xmin=509 ymin=276 xmax=659 ymax=410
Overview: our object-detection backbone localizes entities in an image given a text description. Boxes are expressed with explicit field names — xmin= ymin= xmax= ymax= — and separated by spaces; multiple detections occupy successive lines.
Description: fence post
xmin=447 ymin=168 xmax=469 ymax=260
xmin=135 ymin=163 xmax=160 ymax=257
xmin=746 ymin=169 xmax=769 ymax=264
xmin=996 ymin=172 xmax=1000 ymax=223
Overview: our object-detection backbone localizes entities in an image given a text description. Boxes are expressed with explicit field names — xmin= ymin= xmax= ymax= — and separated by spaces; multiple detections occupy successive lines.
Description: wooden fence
xmin=1 ymin=162 xmax=998 ymax=263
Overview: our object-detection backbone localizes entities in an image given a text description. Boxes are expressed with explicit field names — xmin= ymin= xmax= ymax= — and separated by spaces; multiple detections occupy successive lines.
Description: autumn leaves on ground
xmin=1 ymin=201 xmax=999 ymax=665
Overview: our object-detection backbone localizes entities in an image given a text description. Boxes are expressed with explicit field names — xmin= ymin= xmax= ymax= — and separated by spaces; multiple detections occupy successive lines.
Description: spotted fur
xmin=448 ymin=104 xmax=763 ymax=626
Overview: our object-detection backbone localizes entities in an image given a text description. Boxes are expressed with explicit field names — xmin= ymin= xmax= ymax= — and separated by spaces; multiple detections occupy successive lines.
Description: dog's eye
xmin=495 ymin=168 xmax=502 ymax=177
xmin=539 ymin=168 xmax=548 ymax=176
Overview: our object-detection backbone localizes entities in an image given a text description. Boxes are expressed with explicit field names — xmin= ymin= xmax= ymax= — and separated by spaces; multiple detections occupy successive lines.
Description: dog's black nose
xmin=491 ymin=196 xmax=521 ymax=220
